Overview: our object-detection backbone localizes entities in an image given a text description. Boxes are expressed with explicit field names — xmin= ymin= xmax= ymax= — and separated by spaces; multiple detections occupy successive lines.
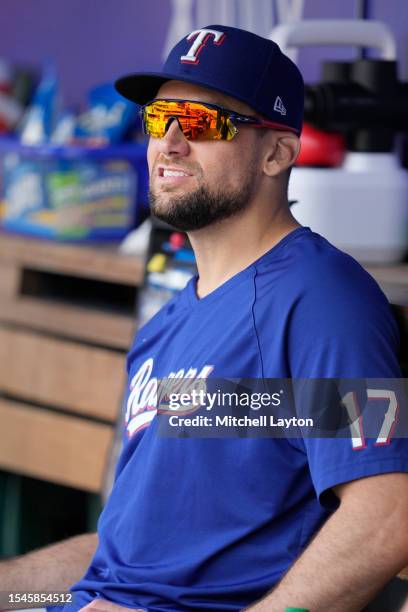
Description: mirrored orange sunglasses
xmin=140 ymin=99 xmax=298 ymax=141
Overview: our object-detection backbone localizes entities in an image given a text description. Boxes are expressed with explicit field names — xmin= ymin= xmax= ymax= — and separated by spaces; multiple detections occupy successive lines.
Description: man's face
xmin=147 ymin=80 xmax=263 ymax=231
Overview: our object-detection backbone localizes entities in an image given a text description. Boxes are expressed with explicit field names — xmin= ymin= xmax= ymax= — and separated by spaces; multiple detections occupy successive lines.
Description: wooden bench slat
xmin=0 ymin=328 xmax=126 ymax=421
xmin=0 ymin=398 xmax=113 ymax=492
xmin=0 ymin=261 xmax=20 ymax=299
xmin=0 ymin=233 xmax=145 ymax=286
xmin=0 ymin=297 xmax=136 ymax=350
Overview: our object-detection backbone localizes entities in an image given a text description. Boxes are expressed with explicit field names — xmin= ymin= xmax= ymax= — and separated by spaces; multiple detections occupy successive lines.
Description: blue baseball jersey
xmin=63 ymin=227 xmax=408 ymax=611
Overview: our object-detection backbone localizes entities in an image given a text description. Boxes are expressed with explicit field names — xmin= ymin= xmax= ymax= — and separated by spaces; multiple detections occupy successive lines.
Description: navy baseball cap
xmin=115 ymin=25 xmax=304 ymax=134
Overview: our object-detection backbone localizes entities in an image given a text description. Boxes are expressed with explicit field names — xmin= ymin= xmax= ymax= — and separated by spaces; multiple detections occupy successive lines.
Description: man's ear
xmin=262 ymin=132 xmax=300 ymax=177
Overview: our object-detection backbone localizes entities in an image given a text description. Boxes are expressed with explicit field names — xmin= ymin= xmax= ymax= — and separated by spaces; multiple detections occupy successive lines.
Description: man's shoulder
xmin=254 ymin=229 xmax=400 ymax=377
xmin=256 ymin=228 xmax=384 ymax=304
xmin=253 ymin=228 xmax=398 ymax=349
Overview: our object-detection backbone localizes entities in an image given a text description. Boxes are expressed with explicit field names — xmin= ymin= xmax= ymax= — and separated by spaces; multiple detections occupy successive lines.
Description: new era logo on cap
xmin=274 ymin=96 xmax=287 ymax=116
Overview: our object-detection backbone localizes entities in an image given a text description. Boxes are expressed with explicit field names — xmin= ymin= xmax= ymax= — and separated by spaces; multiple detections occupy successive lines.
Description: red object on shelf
xmin=169 ymin=232 xmax=185 ymax=250
xmin=0 ymin=117 xmax=9 ymax=133
xmin=297 ymin=122 xmax=346 ymax=167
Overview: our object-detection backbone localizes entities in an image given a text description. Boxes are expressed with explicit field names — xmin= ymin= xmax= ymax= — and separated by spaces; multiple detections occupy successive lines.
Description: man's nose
xmin=156 ymin=118 xmax=190 ymax=156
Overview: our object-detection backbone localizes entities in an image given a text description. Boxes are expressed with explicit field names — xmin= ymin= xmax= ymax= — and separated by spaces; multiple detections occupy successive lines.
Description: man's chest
xmin=124 ymin=303 xmax=264 ymax=437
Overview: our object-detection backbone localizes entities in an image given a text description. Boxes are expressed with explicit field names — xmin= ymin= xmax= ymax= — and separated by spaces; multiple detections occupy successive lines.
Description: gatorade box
xmin=0 ymin=138 xmax=149 ymax=242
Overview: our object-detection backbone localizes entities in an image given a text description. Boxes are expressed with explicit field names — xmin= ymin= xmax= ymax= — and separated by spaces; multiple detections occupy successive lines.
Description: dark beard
xmin=148 ymin=182 xmax=255 ymax=231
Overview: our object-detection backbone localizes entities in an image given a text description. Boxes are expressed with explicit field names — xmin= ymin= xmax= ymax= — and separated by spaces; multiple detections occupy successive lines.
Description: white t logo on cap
xmin=180 ymin=28 xmax=226 ymax=65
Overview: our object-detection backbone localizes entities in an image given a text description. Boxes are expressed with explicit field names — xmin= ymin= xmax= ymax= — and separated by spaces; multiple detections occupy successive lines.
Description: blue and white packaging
xmin=75 ymin=83 xmax=137 ymax=144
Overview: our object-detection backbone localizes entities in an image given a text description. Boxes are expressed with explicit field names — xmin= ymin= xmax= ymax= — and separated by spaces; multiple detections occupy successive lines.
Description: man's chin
xmin=149 ymin=198 xmax=178 ymax=218
xmin=148 ymin=182 xmax=253 ymax=231
xmin=149 ymin=209 xmax=190 ymax=231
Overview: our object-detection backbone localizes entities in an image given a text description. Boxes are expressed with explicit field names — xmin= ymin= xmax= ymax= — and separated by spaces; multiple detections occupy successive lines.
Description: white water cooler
xmin=271 ymin=20 xmax=408 ymax=263
xmin=290 ymin=152 xmax=408 ymax=263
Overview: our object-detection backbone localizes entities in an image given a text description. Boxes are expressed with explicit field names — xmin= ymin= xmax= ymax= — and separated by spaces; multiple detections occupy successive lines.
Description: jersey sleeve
xmin=286 ymin=250 xmax=408 ymax=509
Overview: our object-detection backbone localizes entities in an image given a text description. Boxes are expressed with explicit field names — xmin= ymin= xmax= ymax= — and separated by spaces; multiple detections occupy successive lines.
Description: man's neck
xmin=188 ymin=201 xmax=301 ymax=299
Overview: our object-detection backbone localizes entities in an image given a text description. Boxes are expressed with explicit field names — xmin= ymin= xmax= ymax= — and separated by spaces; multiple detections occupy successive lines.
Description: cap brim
xmin=114 ymin=70 xmax=257 ymax=107
xmin=115 ymin=72 xmax=199 ymax=105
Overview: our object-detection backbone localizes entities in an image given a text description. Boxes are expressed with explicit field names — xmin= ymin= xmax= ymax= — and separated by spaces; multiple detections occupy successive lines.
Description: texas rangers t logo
xmin=180 ymin=28 xmax=226 ymax=65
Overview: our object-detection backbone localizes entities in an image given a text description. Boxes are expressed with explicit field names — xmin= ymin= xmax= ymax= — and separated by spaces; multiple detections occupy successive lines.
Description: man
xmin=1 ymin=25 xmax=408 ymax=612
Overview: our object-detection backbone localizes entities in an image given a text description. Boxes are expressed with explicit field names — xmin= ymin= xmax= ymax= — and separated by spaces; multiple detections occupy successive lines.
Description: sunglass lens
xmin=142 ymin=101 xmax=236 ymax=141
